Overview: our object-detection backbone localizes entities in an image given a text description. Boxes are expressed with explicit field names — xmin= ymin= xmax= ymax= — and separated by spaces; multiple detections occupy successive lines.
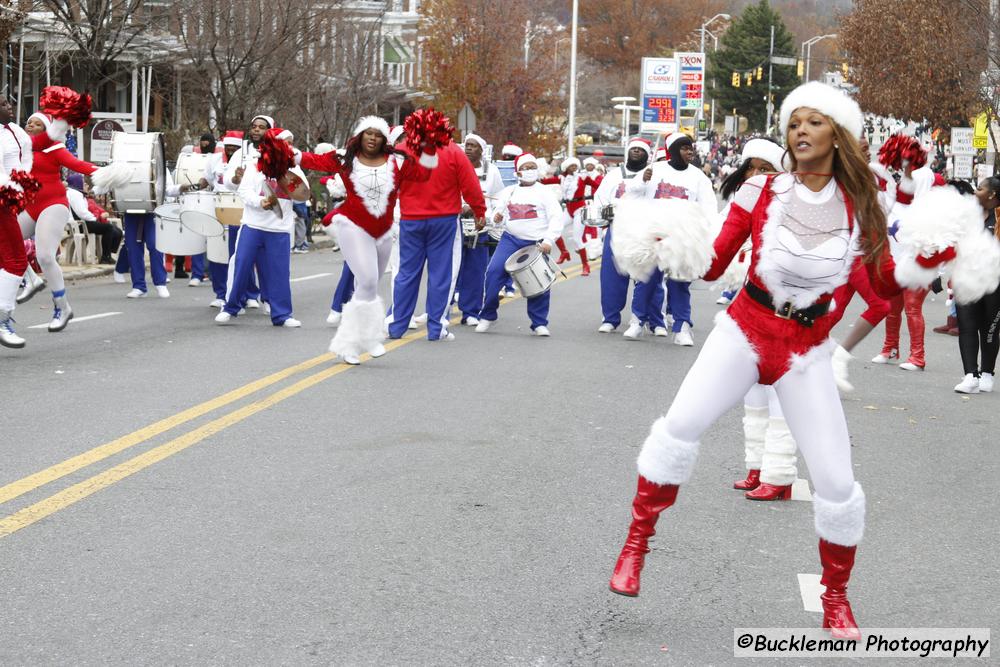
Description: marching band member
xmin=199 ymin=130 xmax=244 ymax=307
xmin=609 ymin=83 xmax=906 ymax=640
xmin=640 ymin=132 xmax=718 ymax=346
xmin=0 ymin=95 xmax=34 ymax=349
xmin=500 ymin=142 xmax=522 ymax=160
xmin=543 ymin=157 xmax=592 ymax=276
xmin=593 ymin=137 xmax=667 ymax=337
xmin=216 ymin=128 xmax=304 ymax=327
xmin=296 ymin=116 xmax=437 ymax=363
xmin=474 ymin=153 xmax=562 ymax=336
xmin=456 ymin=132 xmax=505 ymax=326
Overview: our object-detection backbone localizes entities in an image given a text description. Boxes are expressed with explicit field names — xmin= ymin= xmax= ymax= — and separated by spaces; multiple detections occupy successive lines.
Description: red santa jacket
xmin=28 ymin=133 xmax=97 ymax=218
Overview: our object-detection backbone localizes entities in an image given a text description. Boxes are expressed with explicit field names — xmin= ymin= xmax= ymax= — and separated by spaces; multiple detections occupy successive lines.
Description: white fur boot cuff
xmin=813 ymin=482 xmax=866 ymax=546
xmin=636 ymin=417 xmax=700 ymax=486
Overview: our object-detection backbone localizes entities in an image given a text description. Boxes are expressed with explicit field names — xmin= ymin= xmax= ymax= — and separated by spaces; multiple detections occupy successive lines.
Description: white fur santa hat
xmin=654 ymin=147 xmax=667 ymax=162
xmin=665 ymin=132 xmax=692 ymax=150
xmin=779 ymin=81 xmax=863 ymax=140
xmin=276 ymin=129 xmax=294 ymax=142
xmin=352 ymin=115 xmax=391 ymax=139
xmin=515 ymin=153 xmax=537 ymax=171
xmin=583 ymin=156 xmax=600 ymax=168
xmin=250 ymin=114 xmax=275 ymax=129
xmin=560 ymin=156 xmax=581 ymax=172
xmin=388 ymin=125 xmax=405 ymax=145
xmin=501 ymin=142 xmax=523 ymax=157
xmin=221 ymin=130 xmax=244 ymax=147
xmin=27 ymin=112 xmax=69 ymax=141
xmin=627 ymin=137 xmax=652 ymax=155
xmin=464 ymin=133 xmax=487 ymax=152
xmin=740 ymin=138 xmax=787 ymax=172
xmin=314 ymin=142 xmax=336 ymax=155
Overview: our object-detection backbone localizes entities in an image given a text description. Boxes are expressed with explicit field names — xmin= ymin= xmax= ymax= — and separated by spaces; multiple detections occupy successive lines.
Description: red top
xmin=86 ymin=197 xmax=109 ymax=221
xmin=299 ymin=150 xmax=433 ymax=239
xmin=397 ymin=141 xmax=486 ymax=220
xmin=27 ymin=133 xmax=97 ymax=219
xmin=541 ymin=174 xmax=599 ymax=215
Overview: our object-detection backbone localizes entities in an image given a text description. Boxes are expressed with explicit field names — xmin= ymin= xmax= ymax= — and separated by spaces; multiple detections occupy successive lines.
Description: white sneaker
xmin=832 ymin=345 xmax=854 ymax=393
xmin=673 ymin=322 xmax=694 ymax=346
xmin=215 ymin=311 xmax=233 ymax=325
xmin=209 ymin=298 xmax=225 ymax=309
xmin=623 ymin=322 xmax=644 ymax=339
xmin=871 ymin=349 xmax=898 ymax=364
xmin=263 ymin=302 xmax=271 ymax=315
xmin=465 ymin=316 xmax=480 ymax=326
xmin=326 ymin=310 xmax=342 ymax=326
xmin=715 ymin=295 xmax=732 ymax=305
xmin=475 ymin=320 xmax=492 ymax=333
xmin=155 ymin=285 xmax=170 ymax=298
xmin=113 ymin=271 xmax=127 ymax=284
xmin=597 ymin=322 xmax=615 ymax=333
xmin=955 ymin=373 xmax=980 ymax=394
xmin=246 ymin=298 xmax=261 ymax=309
xmin=653 ymin=326 xmax=669 ymax=337
xmin=370 ymin=343 xmax=386 ymax=358
xmin=188 ymin=278 xmax=202 ymax=287
xmin=408 ymin=318 xmax=418 ymax=330
xmin=533 ymin=325 xmax=551 ymax=337
xmin=664 ymin=314 xmax=674 ymax=330
xmin=342 ymin=354 xmax=361 ymax=365
xmin=979 ymin=372 xmax=994 ymax=392
xmin=440 ymin=329 xmax=456 ymax=341
xmin=126 ymin=288 xmax=146 ymax=298
xmin=414 ymin=312 xmax=428 ymax=324
xmin=281 ymin=318 xmax=301 ymax=328
xmin=899 ymin=362 xmax=923 ymax=372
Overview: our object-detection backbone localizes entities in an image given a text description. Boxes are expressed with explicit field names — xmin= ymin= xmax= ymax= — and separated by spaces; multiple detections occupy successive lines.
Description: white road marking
xmin=290 ymin=273 xmax=333 ymax=283
xmin=29 ymin=312 xmax=123 ymax=329
xmin=798 ymin=573 xmax=824 ymax=612
xmin=791 ymin=478 xmax=813 ymax=502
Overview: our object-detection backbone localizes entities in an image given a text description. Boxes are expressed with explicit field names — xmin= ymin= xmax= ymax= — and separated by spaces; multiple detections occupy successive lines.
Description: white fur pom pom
xmin=893 ymin=188 xmax=980 ymax=290
xmin=952 ymin=226 xmax=1000 ymax=304
xmin=91 ymin=162 xmax=134 ymax=195
xmin=611 ymin=198 xmax=714 ymax=282
xmin=892 ymin=245 xmax=941 ymax=290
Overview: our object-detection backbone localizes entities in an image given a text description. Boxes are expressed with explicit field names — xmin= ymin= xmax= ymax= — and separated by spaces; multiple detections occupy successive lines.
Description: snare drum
xmin=206 ymin=225 xmax=230 ymax=264
xmin=582 ymin=201 xmax=612 ymax=228
xmin=179 ymin=191 xmax=222 ymax=237
xmin=154 ymin=203 xmax=207 ymax=256
xmin=110 ymin=132 xmax=166 ymax=214
xmin=503 ymin=245 xmax=559 ymax=299
xmin=174 ymin=152 xmax=211 ymax=188
xmin=214 ymin=191 xmax=244 ymax=227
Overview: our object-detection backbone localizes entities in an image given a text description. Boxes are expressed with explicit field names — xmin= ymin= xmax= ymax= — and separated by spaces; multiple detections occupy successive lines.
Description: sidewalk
xmin=62 ymin=236 xmax=338 ymax=282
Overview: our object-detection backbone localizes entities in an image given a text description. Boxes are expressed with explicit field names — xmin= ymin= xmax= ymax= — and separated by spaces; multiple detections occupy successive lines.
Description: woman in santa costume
xmin=0 ymin=94 xmax=35 ymax=349
xmin=543 ymin=157 xmax=593 ymax=276
xmin=18 ymin=87 xmax=129 ymax=331
xmin=608 ymin=82 xmax=925 ymax=639
xmin=474 ymin=153 xmax=562 ymax=335
xmin=295 ymin=116 xmax=437 ymax=364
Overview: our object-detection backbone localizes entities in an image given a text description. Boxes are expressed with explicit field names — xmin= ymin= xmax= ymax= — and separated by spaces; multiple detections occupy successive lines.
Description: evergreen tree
xmin=707 ymin=0 xmax=798 ymax=132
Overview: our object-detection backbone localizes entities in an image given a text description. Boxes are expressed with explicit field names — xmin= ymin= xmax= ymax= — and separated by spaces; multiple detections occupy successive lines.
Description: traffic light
xmin=797 ymin=59 xmax=804 ymax=78
xmin=756 ymin=66 xmax=764 ymax=79
xmin=746 ymin=71 xmax=753 ymax=86
xmin=732 ymin=72 xmax=740 ymax=87
xmin=841 ymin=62 xmax=849 ymax=78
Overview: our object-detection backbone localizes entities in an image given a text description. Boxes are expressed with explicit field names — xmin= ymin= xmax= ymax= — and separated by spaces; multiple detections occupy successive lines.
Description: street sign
xmin=951 ymin=127 xmax=974 ymax=155
xmin=90 ymin=119 xmax=125 ymax=163
xmin=976 ymin=162 xmax=993 ymax=182
xmin=457 ymin=103 xmax=476 ymax=135
xmin=640 ymin=57 xmax=679 ymax=134
xmin=770 ymin=56 xmax=798 ymax=66
xmin=953 ymin=154 xmax=974 ymax=179
xmin=973 ymin=113 xmax=989 ymax=149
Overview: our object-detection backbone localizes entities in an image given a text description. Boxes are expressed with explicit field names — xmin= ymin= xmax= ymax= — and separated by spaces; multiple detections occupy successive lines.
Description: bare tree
xmin=0 ymin=0 xmax=31 ymax=48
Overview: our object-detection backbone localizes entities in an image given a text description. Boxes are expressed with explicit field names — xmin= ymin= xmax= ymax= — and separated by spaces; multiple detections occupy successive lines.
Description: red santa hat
xmin=250 ymin=114 xmax=275 ymax=129
xmin=583 ymin=157 xmax=600 ymax=168
xmin=779 ymin=81 xmax=863 ymax=141
xmin=514 ymin=153 xmax=537 ymax=171
xmin=501 ymin=142 xmax=523 ymax=157
xmin=314 ymin=142 xmax=336 ymax=155
xmin=665 ymin=132 xmax=691 ymax=150
xmin=275 ymin=128 xmax=294 ymax=142
xmin=560 ymin=156 xmax=581 ymax=172
xmin=221 ymin=130 xmax=244 ymax=147
xmin=388 ymin=125 xmax=405 ymax=145
xmin=352 ymin=115 xmax=391 ymax=140
xmin=654 ymin=147 xmax=668 ymax=162
xmin=627 ymin=137 xmax=652 ymax=155
xmin=740 ymin=138 xmax=787 ymax=173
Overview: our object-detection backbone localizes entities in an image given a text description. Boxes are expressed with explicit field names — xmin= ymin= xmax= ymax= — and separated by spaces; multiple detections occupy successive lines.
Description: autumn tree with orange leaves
xmin=420 ymin=0 xmax=565 ymax=155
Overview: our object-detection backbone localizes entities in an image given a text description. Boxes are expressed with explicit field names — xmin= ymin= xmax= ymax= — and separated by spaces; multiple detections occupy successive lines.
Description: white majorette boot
xmin=48 ymin=293 xmax=73 ymax=332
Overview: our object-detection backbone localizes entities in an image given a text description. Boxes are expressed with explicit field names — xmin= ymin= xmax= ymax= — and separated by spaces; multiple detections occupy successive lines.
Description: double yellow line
xmin=0 ymin=261 xmax=594 ymax=539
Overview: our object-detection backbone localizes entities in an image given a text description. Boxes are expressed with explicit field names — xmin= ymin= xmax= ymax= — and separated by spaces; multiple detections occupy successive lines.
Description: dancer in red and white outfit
xmin=296 ymin=116 xmax=437 ymax=365
xmin=0 ymin=95 xmax=34 ymax=349
xmin=543 ymin=157 xmax=594 ymax=275
xmin=608 ymin=83 xmax=925 ymax=640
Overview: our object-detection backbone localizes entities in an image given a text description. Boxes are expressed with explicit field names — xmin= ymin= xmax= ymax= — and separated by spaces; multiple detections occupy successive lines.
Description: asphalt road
xmin=1 ymin=246 xmax=995 ymax=665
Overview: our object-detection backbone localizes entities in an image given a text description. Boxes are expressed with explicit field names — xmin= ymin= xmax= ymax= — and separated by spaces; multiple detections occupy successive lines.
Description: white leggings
xmin=744 ymin=383 xmax=784 ymax=417
xmin=657 ymin=321 xmax=855 ymax=503
xmin=560 ymin=210 xmax=586 ymax=251
xmin=335 ymin=218 xmax=393 ymax=302
xmin=19 ymin=205 xmax=68 ymax=294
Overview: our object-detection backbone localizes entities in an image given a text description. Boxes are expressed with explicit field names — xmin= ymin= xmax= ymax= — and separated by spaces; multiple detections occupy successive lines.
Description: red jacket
xmin=541 ymin=174 xmax=598 ymax=215
xmin=28 ymin=133 xmax=97 ymax=219
xmin=299 ymin=150 xmax=432 ymax=239
xmin=398 ymin=141 xmax=486 ymax=220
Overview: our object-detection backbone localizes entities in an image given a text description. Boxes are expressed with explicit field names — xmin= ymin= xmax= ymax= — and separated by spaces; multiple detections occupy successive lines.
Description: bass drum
xmin=206 ymin=225 xmax=230 ymax=264
xmin=110 ymin=132 xmax=165 ymax=214
xmin=154 ymin=203 xmax=207 ymax=256
xmin=174 ymin=152 xmax=211 ymax=188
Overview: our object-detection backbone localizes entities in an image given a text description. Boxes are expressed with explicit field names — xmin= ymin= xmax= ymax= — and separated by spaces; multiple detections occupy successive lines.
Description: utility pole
xmin=766 ymin=25 xmax=775 ymax=135
xmin=567 ymin=0 xmax=579 ymax=157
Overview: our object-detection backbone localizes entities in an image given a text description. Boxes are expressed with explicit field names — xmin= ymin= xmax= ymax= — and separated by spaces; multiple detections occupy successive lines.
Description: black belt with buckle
xmin=744 ymin=282 xmax=830 ymax=328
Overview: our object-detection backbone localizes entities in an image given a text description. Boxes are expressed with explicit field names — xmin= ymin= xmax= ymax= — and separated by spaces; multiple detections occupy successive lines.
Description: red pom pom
xmin=257 ymin=128 xmax=295 ymax=180
xmin=39 ymin=86 xmax=93 ymax=128
xmin=8 ymin=170 xmax=41 ymax=203
xmin=403 ymin=108 xmax=454 ymax=155
xmin=878 ymin=134 xmax=927 ymax=171
xmin=0 ymin=185 xmax=27 ymax=213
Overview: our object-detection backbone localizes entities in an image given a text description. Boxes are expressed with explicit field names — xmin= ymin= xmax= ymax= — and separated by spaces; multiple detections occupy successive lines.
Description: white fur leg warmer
xmin=329 ymin=297 xmax=386 ymax=358
xmin=760 ymin=417 xmax=798 ymax=486
xmin=636 ymin=416 xmax=700 ymax=485
xmin=813 ymin=482 xmax=866 ymax=546
xmin=742 ymin=406 xmax=769 ymax=470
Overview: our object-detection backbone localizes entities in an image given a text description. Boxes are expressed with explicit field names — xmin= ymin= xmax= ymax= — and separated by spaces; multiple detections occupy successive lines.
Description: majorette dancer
xmin=542 ymin=157 xmax=594 ymax=276
xmin=608 ymin=83 xmax=920 ymax=639
xmin=474 ymin=153 xmax=563 ymax=336
xmin=18 ymin=87 xmax=130 ymax=331
xmin=199 ymin=130 xmax=244 ymax=308
xmin=0 ymin=95 xmax=36 ymax=349
xmin=592 ymin=137 xmax=667 ymax=338
xmin=640 ymin=132 xmax=718 ymax=346
xmin=295 ymin=115 xmax=439 ymax=364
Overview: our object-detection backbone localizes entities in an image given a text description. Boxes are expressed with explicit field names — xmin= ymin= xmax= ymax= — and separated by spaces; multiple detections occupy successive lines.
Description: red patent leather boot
xmin=733 ymin=469 xmax=760 ymax=490
xmin=609 ymin=476 xmax=679 ymax=597
xmin=819 ymin=539 xmax=861 ymax=640
xmin=745 ymin=482 xmax=792 ymax=501
xmin=933 ymin=316 xmax=957 ymax=335
xmin=555 ymin=238 xmax=571 ymax=264
xmin=578 ymin=250 xmax=591 ymax=276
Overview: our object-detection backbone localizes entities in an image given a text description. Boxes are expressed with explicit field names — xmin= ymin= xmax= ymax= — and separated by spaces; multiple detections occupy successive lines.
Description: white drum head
xmin=179 ymin=209 xmax=224 ymax=237
xmin=504 ymin=246 xmax=539 ymax=273
xmin=154 ymin=203 xmax=181 ymax=221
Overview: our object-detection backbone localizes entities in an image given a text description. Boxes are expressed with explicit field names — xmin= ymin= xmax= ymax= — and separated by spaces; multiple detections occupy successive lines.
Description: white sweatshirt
xmin=66 ymin=188 xmax=96 ymax=222
xmin=237 ymin=165 xmax=307 ymax=233
xmin=494 ymin=182 xmax=563 ymax=246
xmin=203 ymin=152 xmax=236 ymax=193
xmin=466 ymin=161 xmax=506 ymax=218
xmin=593 ymin=164 xmax=646 ymax=207
xmin=642 ymin=161 xmax=718 ymax=218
